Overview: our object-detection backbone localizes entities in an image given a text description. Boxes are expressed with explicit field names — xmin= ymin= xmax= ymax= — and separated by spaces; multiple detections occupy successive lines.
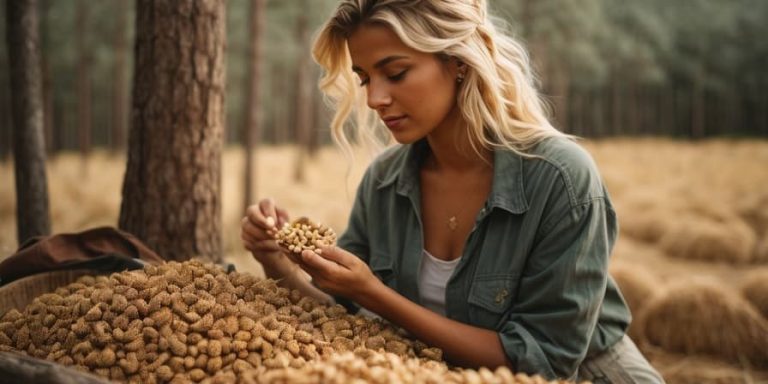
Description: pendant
xmin=448 ymin=216 xmax=458 ymax=230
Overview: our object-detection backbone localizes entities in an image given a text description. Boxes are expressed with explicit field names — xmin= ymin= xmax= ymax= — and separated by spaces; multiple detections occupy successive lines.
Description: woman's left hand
xmin=298 ymin=244 xmax=379 ymax=302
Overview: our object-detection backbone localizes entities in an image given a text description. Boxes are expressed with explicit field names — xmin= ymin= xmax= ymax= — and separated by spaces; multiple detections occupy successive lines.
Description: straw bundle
xmin=738 ymin=193 xmax=768 ymax=236
xmin=637 ymin=278 xmax=768 ymax=368
xmin=608 ymin=263 xmax=662 ymax=341
xmin=742 ymin=269 xmax=768 ymax=320
xmin=659 ymin=216 xmax=757 ymax=264
xmin=643 ymin=346 xmax=768 ymax=384
xmin=617 ymin=209 xmax=671 ymax=244
xmin=754 ymin=229 xmax=768 ymax=263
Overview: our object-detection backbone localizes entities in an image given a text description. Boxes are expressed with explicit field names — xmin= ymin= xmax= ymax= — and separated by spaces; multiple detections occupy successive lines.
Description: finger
xmin=243 ymin=238 xmax=279 ymax=254
xmin=242 ymin=217 xmax=274 ymax=240
xmin=245 ymin=204 xmax=273 ymax=231
xmin=284 ymin=251 xmax=304 ymax=265
xmin=246 ymin=199 xmax=278 ymax=230
xmin=315 ymin=243 xmax=356 ymax=268
xmin=295 ymin=253 xmax=325 ymax=276
xmin=301 ymin=249 xmax=344 ymax=274
xmin=259 ymin=198 xmax=279 ymax=229
xmin=275 ymin=207 xmax=290 ymax=228
xmin=241 ymin=220 xmax=281 ymax=248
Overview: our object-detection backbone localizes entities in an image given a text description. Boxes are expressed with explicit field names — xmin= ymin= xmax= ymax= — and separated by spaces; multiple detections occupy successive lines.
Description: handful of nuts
xmin=271 ymin=217 xmax=337 ymax=256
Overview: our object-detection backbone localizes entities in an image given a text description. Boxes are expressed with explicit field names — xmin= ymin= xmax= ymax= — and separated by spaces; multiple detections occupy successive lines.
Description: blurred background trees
xmin=6 ymin=0 xmax=51 ymax=243
xmin=1 ymin=0 xmax=767 ymax=254
xmin=1 ymin=0 xmax=765 ymax=163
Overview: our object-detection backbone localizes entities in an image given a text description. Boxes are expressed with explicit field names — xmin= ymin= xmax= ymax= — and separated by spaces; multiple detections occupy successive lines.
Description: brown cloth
xmin=0 ymin=226 xmax=164 ymax=286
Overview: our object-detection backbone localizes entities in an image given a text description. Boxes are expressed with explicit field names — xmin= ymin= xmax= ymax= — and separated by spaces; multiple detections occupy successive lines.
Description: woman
xmin=241 ymin=1 xmax=664 ymax=382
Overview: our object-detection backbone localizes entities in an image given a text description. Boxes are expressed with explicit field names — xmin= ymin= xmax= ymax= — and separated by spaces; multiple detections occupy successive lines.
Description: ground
xmin=1 ymin=138 xmax=767 ymax=383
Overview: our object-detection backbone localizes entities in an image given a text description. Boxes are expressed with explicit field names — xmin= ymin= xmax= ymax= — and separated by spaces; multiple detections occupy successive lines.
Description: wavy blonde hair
xmin=312 ymin=0 xmax=567 ymax=158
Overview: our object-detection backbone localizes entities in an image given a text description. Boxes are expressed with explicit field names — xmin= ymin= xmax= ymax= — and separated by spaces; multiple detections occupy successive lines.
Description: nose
xmin=366 ymin=79 xmax=392 ymax=110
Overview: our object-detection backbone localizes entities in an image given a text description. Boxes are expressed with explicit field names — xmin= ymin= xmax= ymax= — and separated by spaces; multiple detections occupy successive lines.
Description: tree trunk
xmin=76 ymin=0 xmax=91 ymax=173
xmin=691 ymin=68 xmax=705 ymax=139
xmin=293 ymin=6 xmax=312 ymax=183
xmin=0 ymin=49 xmax=10 ymax=161
xmin=550 ymin=67 xmax=570 ymax=132
xmin=272 ymin=64 xmax=288 ymax=144
xmin=312 ymin=78 xmax=330 ymax=151
xmin=39 ymin=0 xmax=54 ymax=154
xmin=308 ymin=64 xmax=323 ymax=157
xmin=611 ymin=74 xmax=622 ymax=136
xmin=110 ymin=0 xmax=129 ymax=152
xmin=242 ymin=0 xmax=265 ymax=214
xmin=120 ymin=0 xmax=226 ymax=262
xmin=7 ymin=0 xmax=52 ymax=245
xmin=661 ymin=85 xmax=674 ymax=136
xmin=626 ymin=81 xmax=638 ymax=135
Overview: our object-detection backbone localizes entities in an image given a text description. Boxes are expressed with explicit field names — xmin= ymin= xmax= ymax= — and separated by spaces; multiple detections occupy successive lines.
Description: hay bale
xmin=618 ymin=209 xmax=672 ymax=244
xmin=738 ymin=193 xmax=768 ymax=236
xmin=659 ymin=216 xmax=757 ymax=264
xmin=609 ymin=263 xmax=662 ymax=314
xmin=608 ymin=263 xmax=662 ymax=341
xmin=738 ymin=193 xmax=768 ymax=263
xmin=643 ymin=346 xmax=768 ymax=384
xmin=637 ymin=278 xmax=768 ymax=368
xmin=754 ymin=229 xmax=768 ymax=263
xmin=742 ymin=269 xmax=768 ymax=320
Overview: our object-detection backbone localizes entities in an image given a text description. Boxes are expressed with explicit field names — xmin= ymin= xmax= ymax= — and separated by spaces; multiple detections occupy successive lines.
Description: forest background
xmin=1 ymin=1 xmax=768 ymax=383
xmin=1 ymin=0 xmax=767 ymax=159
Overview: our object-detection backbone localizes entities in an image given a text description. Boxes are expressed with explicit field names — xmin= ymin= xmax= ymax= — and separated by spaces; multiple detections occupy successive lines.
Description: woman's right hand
xmin=241 ymin=198 xmax=292 ymax=270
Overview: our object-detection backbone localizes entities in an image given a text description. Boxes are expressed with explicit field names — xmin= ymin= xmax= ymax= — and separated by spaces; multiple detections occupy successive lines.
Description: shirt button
xmin=495 ymin=288 xmax=509 ymax=304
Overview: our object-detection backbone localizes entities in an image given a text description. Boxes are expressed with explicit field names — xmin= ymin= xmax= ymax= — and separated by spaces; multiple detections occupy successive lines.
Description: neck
xmin=424 ymin=110 xmax=492 ymax=173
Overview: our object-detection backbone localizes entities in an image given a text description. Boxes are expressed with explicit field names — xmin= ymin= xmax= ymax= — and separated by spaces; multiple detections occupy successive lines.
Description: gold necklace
xmin=448 ymin=216 xmax=459 ymax=230
xmin=447 ymin=205 xmax=470 ymax=230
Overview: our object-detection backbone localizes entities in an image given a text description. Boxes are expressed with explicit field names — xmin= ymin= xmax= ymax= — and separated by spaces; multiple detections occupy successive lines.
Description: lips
xmin=382 ymin=115 xmax=407 ymax=129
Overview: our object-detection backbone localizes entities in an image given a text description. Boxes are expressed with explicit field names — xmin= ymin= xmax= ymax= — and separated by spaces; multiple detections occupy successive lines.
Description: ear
xmin=456 ymin=59 xmax=467 ymax=72
xmin=455 ymin=59 xmax=468 ymax=82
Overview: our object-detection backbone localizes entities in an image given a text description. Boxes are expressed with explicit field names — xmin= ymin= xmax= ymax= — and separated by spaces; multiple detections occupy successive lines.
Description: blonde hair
xmin=312 ymin=0 xmax=568 ymax=158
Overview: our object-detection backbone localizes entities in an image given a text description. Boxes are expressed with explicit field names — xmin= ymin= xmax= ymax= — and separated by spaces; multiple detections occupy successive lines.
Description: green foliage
xmin=0 ymin=0 xmax=766 ymax=152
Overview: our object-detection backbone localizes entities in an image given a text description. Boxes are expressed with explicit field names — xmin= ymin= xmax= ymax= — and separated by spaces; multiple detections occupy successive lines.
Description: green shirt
xmin=336 ymin=136 xmax=631 ymax=379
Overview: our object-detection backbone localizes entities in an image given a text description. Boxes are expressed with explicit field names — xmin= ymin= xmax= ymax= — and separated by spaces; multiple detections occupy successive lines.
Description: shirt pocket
xmin=467 ymin=274 xmax=518 ymax=329
xmin=369 ymin=251 xmax=395 ymax=288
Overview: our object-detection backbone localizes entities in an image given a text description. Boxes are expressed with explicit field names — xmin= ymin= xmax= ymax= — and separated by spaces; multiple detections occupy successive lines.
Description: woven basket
xmin=0 ymin=269 xmax=114 ymax=383
xmin=0 ymin=269 xmax=104 ymax=318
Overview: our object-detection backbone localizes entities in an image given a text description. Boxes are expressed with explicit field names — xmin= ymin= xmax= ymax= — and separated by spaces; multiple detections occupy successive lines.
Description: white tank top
xmin=356 ymin=250 xmax=461 ymax=319
xmin=418 ymin=250 xmax=461 ymax=316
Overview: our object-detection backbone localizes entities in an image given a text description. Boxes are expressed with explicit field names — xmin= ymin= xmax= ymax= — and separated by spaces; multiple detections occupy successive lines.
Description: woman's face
xmin=348 ymin=23 xmax=461 ymax=144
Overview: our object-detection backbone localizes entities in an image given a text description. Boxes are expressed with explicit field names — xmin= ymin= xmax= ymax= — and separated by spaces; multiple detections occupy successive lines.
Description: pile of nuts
xmin=0 ymin=261 xmax=433 ymax=383
xmin=0 ymin=261 xmax=584 ymax=383
xmin=272 ymin=217 xmax=337 ymax=255
xmin=247 ymin=349 xmax=580 ymax=384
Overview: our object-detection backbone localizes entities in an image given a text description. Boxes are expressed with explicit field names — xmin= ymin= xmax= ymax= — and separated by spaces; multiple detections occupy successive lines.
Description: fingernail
xmin=266 ymin=216 xmax=276 ymax=228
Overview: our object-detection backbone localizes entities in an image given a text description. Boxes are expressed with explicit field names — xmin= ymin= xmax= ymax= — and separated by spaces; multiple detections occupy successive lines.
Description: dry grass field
xmin=1 ymin=138 xmax=767 ymax=383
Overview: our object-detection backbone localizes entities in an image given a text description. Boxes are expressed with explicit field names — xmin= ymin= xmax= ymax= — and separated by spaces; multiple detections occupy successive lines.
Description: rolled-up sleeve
xmin=499 ymin=196 xmax=615 ymax=379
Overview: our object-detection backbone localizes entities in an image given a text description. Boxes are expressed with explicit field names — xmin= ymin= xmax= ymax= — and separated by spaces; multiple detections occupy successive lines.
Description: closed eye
xmin=357 ymin=70 xmax=407 ymax=87
xmin=388 ymin=70 xmax=407 ymax=82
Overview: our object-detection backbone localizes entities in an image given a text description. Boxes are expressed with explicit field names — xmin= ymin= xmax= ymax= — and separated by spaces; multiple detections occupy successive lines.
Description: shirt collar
xmin=376 ymin=139 xmax=529 ymax=214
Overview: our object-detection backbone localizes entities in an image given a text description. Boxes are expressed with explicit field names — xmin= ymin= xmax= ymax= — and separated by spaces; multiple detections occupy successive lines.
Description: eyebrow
xmin=351 ymin=55 xmax=409 ymax=73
